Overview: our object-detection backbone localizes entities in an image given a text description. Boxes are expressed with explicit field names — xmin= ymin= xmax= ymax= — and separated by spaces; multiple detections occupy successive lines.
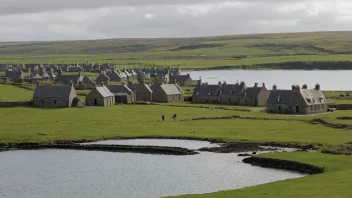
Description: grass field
xmin=0 ymin=84 xmax=34 ymax=101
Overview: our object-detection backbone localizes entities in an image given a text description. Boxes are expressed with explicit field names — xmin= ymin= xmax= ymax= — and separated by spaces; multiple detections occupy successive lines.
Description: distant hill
xmin=1 ymin=31 xmax=352 ymax=57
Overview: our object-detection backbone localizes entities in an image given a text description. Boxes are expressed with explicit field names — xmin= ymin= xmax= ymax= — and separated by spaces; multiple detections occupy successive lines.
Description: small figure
xmin=173 ymin=114 xmax=177 ymax=121
xmin=162 ymin=114 xmax=165 ymax=121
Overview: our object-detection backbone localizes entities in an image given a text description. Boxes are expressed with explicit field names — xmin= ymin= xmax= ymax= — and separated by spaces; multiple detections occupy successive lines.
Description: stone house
xmin=169 ymin=74 xmax=193 ymax=86
xmin=0 ymin=77 xmax=9 ymax=84
xmin=151 ymin=84 xmax=184 ymax=103
xmin=33 ymin=85 xmax=78 ymax=108
xmin=56 ymin=72 xmax=83 ymax=85
xmin=86 ymin=86 xmax=115 ymax=106
xmin=95 ymin=73 xmax=110 ymax=85
xmin=78 ymin=76 xmax=96 ymax=89
xmin=107 ymin=70 xmax=125 ymax=82
xmin=128 ymin=83 xmax=153 ymax=102
xmin=107 ymin=85 xmax=135 ymax=104
xmin=192 ymin=82 xmax=269 ymax=106
xmin=266 ymin=84 xmax=328 ymax=114
xmin=5 ymin=70 xmax=26 ymax=82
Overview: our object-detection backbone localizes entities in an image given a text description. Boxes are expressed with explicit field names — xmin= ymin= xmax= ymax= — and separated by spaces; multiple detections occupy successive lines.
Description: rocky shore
xmin=243 ymin=157 xmax=324 ymax=175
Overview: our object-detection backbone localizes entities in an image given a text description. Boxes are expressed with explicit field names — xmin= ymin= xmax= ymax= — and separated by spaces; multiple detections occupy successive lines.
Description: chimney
xmin=273 ymin=85 xmax=277 ymax=91
xmin=315 ymin=84 xmax=320 ymax=90
xmin=302 ymin=84 xmax=308 ymax=89
xmin=254 ymin=83 xmax=258 ymax=87
xmin=292 ymin=85 xmax=295 ymax=91
xmin=262 ymin=83 xmax=265 ymax=87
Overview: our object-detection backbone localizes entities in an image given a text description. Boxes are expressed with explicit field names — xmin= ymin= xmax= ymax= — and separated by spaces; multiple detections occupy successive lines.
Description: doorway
xmin=94 ymin=98 xmax=98 ymax=106
xmin=296 ymin=106 xmax=299 ymax=113
xmin=278 ymin=106 xmax=281 ymax=112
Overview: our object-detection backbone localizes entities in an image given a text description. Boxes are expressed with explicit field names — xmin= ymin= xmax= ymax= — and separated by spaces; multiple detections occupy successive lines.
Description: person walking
xmin=173 ymin=114 xmax=177 ymax=121
xmin=162 ymin=114 xmax=165 ymax=121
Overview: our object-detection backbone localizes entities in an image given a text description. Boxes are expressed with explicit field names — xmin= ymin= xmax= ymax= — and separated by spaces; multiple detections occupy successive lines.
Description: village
xmin=0 ymin=63 xmax=331 ymax=115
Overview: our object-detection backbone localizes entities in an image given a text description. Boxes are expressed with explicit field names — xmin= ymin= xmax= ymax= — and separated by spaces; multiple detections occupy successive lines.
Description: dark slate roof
xmin=267 ymin=90 xmax=294 ymax=104
xmin=107 ymin=85 xmax=133 ymax=94
xmin=82 ymin=76 xmax=96 ymax=84
xmin=169 ymin=75 xmax=192 ymax=83
xmin=219 ymin=84 xmax=240 ymax=95
xmin=95 ymin=86 xmax=114 ymax=97
xmin=194 ymin=84 xmax=221 ymax=96
xmin=127 ymin=83 xmax=153 ymax=93
xmin=300 ymin=89 xmax=328 ymax=105
xmin=6 ymin=71 xmax=23 ymax=79
xmin=56 ymin=74 xmax=81 ymax=83
xmin=95 ymin=74 xmax=110 ymax=83
xmin=243 ymin=87 xmax=262 ymax=98
xmin=34 ymin=86 xmax=75 ymax=98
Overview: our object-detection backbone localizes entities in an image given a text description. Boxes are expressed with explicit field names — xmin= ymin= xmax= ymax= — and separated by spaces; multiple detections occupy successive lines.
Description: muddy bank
xmin=243 ymin=157 xmax=324 ymax=175
xmin=199 ymin=142 xmax=316 ymax=153
xmin=1 ymin=144 xmax=198 ymax=156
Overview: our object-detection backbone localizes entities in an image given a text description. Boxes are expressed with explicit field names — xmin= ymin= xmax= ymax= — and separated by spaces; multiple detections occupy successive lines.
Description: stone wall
xmin=0 ymin=101 xmax=32 ymax=107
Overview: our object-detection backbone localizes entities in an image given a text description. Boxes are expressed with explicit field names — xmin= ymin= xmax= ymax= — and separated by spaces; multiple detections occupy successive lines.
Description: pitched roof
xmin=128 ymin=83 xmax=153 ymax=93
xmin=243 ymin=87 xmax=262 ymax=98
xmin=95 ymin=74 xmax=110 ymax=82
xmin=300 ymin=89 xmax=328 ymax=105
xmin=153 ymin=84 xmax=183 ymax=95
xmin=34 ymin=86 xmax=75 ymax=98
xmin=267 ymin=90 xmax=294 ymax=104
xmin=194 ymin=84 xmax=221 ymax=96
xmin=107 ymin=85 xmax=133 ymax=94
xmin=56 ymin=74 xmax=81 ymax=83
xmin=6 ymin=71 xmax=23 ymax=79
xmin=82 ymin=76 xmax=96 ymax=84
xmin=95 ymin=86 xmax=114 ymax=97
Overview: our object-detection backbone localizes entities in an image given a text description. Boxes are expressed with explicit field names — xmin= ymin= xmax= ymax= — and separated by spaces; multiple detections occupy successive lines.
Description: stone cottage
xmin=151 ymin=83 xmax=184 ymax=103
xmin=78 ymin=76 xmax=96 ymax=89
xmin=56 ymin=72 xmax=83 ymax=85
xmin=95 ymin=73 xmax=110 ymax=85
xmin=192 ymin=82 xmax=269 ymax=106
xmin=107 ymin=85 xmax=135 ymax=104
xmin=5 ymin=70 xmax=26 ymax=82
xmin=127 ymin=83 xmax=153 ymax=102
xmin=33 ymin=85 xmax=78 ymax=108
xmin=266 ymin=84 xmax=328 ymax=114
xmin=86 ymin=86 xmax=115 ymax=106
xmin=169 ymin=74 xmax=193 ymax=86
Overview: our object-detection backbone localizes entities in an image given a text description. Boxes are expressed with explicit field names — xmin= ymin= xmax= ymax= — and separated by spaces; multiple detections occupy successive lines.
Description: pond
xmin=0 ymin=140 xmax=305 ymax=198
xmin=184 ymin=70 xmax=352 ymax=91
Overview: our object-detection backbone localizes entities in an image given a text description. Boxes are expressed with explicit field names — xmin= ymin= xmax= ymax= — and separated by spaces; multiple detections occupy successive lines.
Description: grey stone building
xmin=266 ymin=84 xmax=328 ymax=114
xmin=6 ymin=70 xmax=26 ymax=82
xmin=86 ymin=86 xmax=115 ymax=106
xmin=192 ymin=82 xmax=269 ymax=106
xmin=56 ymin=72 xmax=83 ymax=85
xmin=128 ymin=83 xmax=153 ymax=102
xmin=78 ymin=76 xmax=96 ymax=89
xmin=151 ymin=84 xmax=184 ymax=103
xmin=33 ymin=85 xmax=78 ymax=108
xmin=169 ymin=74 xmax=193 ymax=86
xmin=107 ymin=85 xmax=135 ymax=104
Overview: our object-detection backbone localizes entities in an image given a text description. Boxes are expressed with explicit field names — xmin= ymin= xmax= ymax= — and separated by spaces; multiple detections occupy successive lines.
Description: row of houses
xmin=192 ymin=82 xmax=328 ymax=114
xmin=1 ymin=66 xmax=192 ymax=86
xmin=32 ymin=82 xmax=185 ymax=108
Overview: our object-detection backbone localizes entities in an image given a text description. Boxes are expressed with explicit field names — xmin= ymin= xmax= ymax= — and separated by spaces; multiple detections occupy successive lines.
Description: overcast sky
xmin=1 ymin=0 xmax=352 ymax=41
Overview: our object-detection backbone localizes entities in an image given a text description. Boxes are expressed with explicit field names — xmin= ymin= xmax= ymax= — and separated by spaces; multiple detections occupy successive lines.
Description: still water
xmin=184 ymin=70 xmax=352 ymax=90
xmin=0 ymin=140 xmax=304 ymax=198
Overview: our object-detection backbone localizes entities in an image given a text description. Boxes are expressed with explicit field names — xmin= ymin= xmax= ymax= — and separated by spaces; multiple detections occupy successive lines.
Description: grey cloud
xmin=0 ymin=0 xmax=351 ymax=41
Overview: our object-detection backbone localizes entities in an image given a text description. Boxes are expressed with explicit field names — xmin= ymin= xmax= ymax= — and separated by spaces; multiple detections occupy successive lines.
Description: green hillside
xmin=1 ymin=31 xmax=352 ymax=69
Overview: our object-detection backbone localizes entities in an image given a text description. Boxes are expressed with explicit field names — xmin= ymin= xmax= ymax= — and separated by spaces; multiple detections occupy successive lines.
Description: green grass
xmin=0 ymin=106 xmax=352 ymax=145
xmin=172 ymin=152 xmax=352 ymax=198
xmin=0 ymin=84 xmax=34 ymax=101
xmin=181 ymin=86 xmax=195 ymax=97
xmin=2 ymin=32 xmax=352 ymax=69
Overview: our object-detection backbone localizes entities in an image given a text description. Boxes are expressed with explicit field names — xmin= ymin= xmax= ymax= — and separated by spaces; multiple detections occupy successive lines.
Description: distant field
xmin=2 ymin=32 xmax=352 ymax=69
xmin=0 ymin=84 xmax=33 ymax=101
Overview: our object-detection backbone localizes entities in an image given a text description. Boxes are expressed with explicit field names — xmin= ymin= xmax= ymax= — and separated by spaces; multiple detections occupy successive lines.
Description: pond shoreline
xmin=0 ymin=137 xmax=316 ymax=154
xmin=243 ymin=157 xmax=324 ymax=175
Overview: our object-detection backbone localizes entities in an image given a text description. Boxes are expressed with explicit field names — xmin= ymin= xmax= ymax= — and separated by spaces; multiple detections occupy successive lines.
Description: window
xmin=312 ymin=98 xmax=316 ymax=103
xmin=196 ymin=92 xmax=199 ymax=96
xmin=306 ymin=98 xmax=311 ymax=103
xmin=219 ymin=91 xmax=222 ymax=95
xmin=230 ymin=91 xmax=233 ymax=95
xmin=277 ymin=96 xmax=281 ymax=102
xmin=208 ymin=92 xmax=211 ymax=96
xmin=41 ymin=100 xmax=44 ymax=104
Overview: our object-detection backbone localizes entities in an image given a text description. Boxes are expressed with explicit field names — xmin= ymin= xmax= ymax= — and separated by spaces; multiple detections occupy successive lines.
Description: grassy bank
xmin=0 ymin=84 xmax=34 ymax=101
xmin=172 ymin=152 xmax=352 ymax=198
